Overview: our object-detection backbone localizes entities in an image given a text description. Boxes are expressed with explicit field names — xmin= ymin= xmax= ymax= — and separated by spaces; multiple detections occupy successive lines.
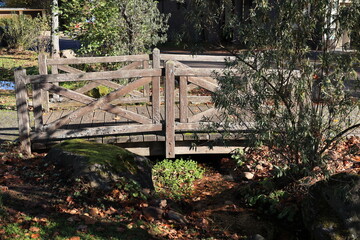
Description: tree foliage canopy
xmin=214 ymin=0 xmax=360 ymax=178
xmin=61 ymin=0 xmax=169 ymax=56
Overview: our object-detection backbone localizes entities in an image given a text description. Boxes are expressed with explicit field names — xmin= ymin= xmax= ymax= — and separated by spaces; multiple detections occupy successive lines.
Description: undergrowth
xmin=152 ymin=158 xmax=205 ymax=200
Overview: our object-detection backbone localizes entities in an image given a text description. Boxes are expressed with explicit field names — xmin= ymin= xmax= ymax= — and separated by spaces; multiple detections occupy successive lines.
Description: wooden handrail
xmin=46 ymin=54 xmax=150 ymax=65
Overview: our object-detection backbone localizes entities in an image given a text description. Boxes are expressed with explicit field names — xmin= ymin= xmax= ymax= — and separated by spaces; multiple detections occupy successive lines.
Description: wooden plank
xmin=188 ymin=77 xmax=219 ymax=92
xmin=38 ymin=53 xmax=50 ymax=112
xmin=32 ymin=83 xmax=43 ymax=131
xmin=47 ymin=54 xmax=150 ymax=65
xmin=42 ymin=78 xmax=153 ymax=131
xmin=137 ymin=106 xmax=156 ymax=142
xmin=32 ymin=124 xmax=162 ymax=140
xmin=14 ymin=69 xmax=31 ymax=155
xmin=165 ymin=61 xmax=175 ymax=158
xmin=29 ymin=69 xmax=162 ymax=84
xmin=80 ymin=110 xmax=94 ymax=129
xmin=143 ymin=60 xmax=150 ymax=97
xmin=44 ymin=110 xmax=64 ymax=125
xmin=161 ymin=54 xmax=235 ymax=62
xmin=152 ymin=48 xmax=161 ymax=124
xmin=58 ymin=61 xmax=142 ymax=74
xmin=179 ymin=76 xmax=188 ymax=123
xmin=67 ymin=109 xmax=84 ymax=129
xmin=92 ymin=110 xmax=105 ymax=143
xmin=188 ymin=107 xmax=219 ymax=123
xmin=75 ymin=81 xmax=101 ymax=94
xmin=42 ymin=83 xmax=95 ymax=104
xmin=42 ymin=111 xmax=53 ymax=124
xmin=174 ymin=145 xmax=240 ymax=155
xmin=173 ymin=61 xmax=218 ymax=84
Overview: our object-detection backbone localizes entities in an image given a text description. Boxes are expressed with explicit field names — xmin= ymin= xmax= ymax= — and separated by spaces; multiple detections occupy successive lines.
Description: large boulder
xmin=302 ymin=173 xmax=360 ymax=240
xmin=44 ymin=139 xmax=154 ymax=191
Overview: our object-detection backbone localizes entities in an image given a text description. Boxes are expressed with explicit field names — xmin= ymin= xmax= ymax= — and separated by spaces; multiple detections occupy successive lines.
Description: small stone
xmin=255 ymin=165 xmax=264 ymax=171
xmin=242 ymin=172 xmax=254 ymax=180
xmin=247 ymin=234 xmax=266 ymax=240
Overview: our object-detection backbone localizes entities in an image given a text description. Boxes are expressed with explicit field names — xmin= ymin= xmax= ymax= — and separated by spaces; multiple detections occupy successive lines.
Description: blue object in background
xmin=0 ymin=81 xmax=15 ymax=90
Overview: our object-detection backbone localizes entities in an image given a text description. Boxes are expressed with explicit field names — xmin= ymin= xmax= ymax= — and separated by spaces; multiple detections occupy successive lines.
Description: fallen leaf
xmin=68 ymin=237 xmax=80 ymax=240
xmin=89 ymin=207 xmax=99 ymax=217
xmin=31 ymin=233 xmax=40 ymax=239
xmin=29 ymin=226 xmax=40 ymax=232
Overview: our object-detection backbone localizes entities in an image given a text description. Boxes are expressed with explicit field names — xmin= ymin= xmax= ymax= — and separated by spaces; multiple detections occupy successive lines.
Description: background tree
xmin=214 ymin=0 xmax=360 ymax=179
xmin=173 ymin=0 xmax=236 ymax=50
xmin=61 ymin=0 xmax=169 ymax=56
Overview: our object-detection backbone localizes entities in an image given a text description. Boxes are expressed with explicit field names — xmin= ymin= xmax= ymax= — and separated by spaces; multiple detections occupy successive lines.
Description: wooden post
xmin=143 ymin=60 xmax=150 ymax=97
xmin=38 ymin=53 xmax=50 ymax=112
xmin=14 ymin=69 xmax=31 ymax=155
xmin=165 ymin=61 xmax=175 ymax=158
xmin=179 ymin=76 xmax=188 ymax=123
xmin=152 ymin=48 xmax=161 ymax=124
xmin=32 ymin=82 xmax=44 ymax=132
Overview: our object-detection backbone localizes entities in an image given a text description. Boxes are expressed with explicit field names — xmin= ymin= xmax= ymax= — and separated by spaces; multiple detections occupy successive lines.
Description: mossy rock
xmin=44 ymin=139 xmax=154 ymax=191
xmin=302 ymin=173 xmax=360 ymax=240
xmin=87 ymin=86 xmax=112 ymax=98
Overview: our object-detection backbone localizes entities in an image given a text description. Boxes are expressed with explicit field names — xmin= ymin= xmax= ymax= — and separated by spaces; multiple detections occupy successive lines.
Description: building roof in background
xmin=0 ymin=8 xmax=45 ymax=11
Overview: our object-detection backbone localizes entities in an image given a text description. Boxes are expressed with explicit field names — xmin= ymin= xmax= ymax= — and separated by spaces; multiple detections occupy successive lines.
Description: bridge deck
xmin=33 ymin=103 xmax=244 ymax=156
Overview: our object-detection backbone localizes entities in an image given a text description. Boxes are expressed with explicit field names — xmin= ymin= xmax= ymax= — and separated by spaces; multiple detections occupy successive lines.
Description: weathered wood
xmin=174 ymin=68 xmax=225 ymax=77
xmin=57 ymin=61 xmax=142 ymax=74
xmin=188 ymin=108 xmax=219 ymax=123
xmin=57 ymin=64 xmax=84 ymax=74
xmin=46 ymin=54 xmax=150 ymax=65
xmin=14 ymin=69 xmax=31 ymax=155
xmin=43 ymin=83 xmax=153 ymax=125
xmin=173 ymin=61 xmax=218 ymax=84
xmin=29 ymin=69 xmax=162 ymax=83
xmin=42 ymin=77 xmax=153 ymax=133
xmin=188 ymin=77 xmax=219 ymax=93
xmin=165 ymin=61 xmax=176 ymax=158
xmin=38 ymin=53 xmax=50 ymax=112
xmin=51 ymin=63 xmax=60 ymax=102
xmin=32 ymin=124 xmax=162 ymax=140
xmin=76 ymin=81 xmax=101 ymax=94
xmin=179 ymin=76 xmax=188 ymax=123
xmin=143 ymin=60 xmax=150 ymax=96
xmin=32 ymin=83 xmax=44 ymax=131
xmin=152 ymin=48 xmax=161 ymax=124
xmin=161 ymin=54 xmax=235 ymax=62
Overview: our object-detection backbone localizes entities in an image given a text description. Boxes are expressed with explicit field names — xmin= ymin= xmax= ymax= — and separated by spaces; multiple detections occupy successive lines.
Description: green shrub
xmin=152 ymin=158 xmax=205 ymax=200
xmin=0 ymin=15 xmax=49 ymax=51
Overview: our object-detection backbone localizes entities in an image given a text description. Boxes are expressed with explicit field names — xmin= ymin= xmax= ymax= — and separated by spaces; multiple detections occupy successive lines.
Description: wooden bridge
xmin=14 ymin=49 xmax=246 ymax=158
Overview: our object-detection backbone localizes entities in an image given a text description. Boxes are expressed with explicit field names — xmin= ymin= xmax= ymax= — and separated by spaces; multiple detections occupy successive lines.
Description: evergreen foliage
xmin=214 ymin=0 xmax=360 ymax=178
xmin=61 ymin=0 xmax=169 ymax=56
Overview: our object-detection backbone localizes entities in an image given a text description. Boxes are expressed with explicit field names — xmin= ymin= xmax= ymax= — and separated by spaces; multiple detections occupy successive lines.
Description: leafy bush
xmin=0 ymin=15 xmax=49 ymax=51
xmin=152 ymin=158 xmax=205 ymax=200
xmin=214 ymin=0 xmax=360 ymax=179
xmin=61 ymin=0 xmax=169 ymax=56
xmin=240 ymin=181 xmax=299 ymax=222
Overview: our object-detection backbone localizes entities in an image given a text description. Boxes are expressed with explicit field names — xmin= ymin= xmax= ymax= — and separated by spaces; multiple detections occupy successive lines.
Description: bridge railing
xmin=15 ymin=49 xmax=236 ymax=157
